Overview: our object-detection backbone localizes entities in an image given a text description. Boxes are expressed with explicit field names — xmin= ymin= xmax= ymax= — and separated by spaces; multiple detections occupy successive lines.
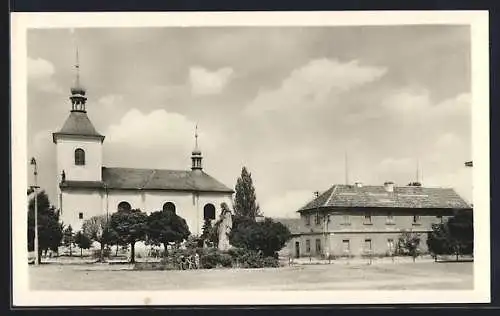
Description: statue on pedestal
xmin=217 ymin=202 xmax=233 ymax=251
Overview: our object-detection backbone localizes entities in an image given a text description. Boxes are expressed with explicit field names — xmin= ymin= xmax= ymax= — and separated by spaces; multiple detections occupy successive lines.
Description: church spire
xmin=191 ymin=124 xmax=203 ymax=171
xmin=69 ymin=42 xmax=87 ymax=112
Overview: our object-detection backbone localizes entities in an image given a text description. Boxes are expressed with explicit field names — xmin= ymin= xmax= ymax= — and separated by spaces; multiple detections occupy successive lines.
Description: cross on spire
xmin=69 ymin=37 xmax=87 ymax=112
xmin=195 ymin=123 xmax=199 ymax=150
xmin=75 ymin=44 xmax=80 ymax=87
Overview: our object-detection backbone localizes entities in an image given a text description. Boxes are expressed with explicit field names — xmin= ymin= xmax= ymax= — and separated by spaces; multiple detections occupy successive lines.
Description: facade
xmin=281 ymin=181 xmax=472 ymax=258
xmin=52 ymin=59 xmax=233 ymax=234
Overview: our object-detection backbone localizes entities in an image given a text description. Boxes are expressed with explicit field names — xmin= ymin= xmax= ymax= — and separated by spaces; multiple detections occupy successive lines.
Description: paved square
xmin=29 ymin=261 xmax=473 ymax=291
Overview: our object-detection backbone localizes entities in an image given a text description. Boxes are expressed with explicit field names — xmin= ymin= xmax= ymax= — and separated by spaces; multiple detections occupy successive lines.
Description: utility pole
xmin=324 ymin=213 xmax=330 ymax=263
xmin=30 ymin=157 xmax=39 ymax=265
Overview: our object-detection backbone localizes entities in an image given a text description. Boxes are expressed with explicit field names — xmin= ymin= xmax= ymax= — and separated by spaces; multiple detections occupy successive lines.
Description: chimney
xmin=355 ymin=182 xmax=363 ymax=188
xmin=384 ymin=181 xmax=395 ymax=192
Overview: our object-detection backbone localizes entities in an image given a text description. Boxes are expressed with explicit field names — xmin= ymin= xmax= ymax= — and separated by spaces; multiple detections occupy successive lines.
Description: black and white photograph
xmin=11 ymin=11 xmax=490 ymax=306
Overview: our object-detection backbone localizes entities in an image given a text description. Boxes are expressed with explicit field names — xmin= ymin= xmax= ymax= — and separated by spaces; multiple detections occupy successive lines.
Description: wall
xmin=60 ymin=189 xmax=103 ymax=231
xmin=62 ymin=188 xmax=233 ymax=236
xmin=56 ymin=137 xmax=102 ymax=182
xmin=292 ymin=207 xmax=458 ymax=258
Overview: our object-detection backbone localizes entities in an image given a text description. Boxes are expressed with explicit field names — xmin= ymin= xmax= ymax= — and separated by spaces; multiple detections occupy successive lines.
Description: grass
xmin=29 ymin=261 xmax=473 ymax=291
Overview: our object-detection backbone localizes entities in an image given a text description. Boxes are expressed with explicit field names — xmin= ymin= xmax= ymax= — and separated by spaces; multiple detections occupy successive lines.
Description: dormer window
xmin=74 ymin=148 xmax=85 ymax=165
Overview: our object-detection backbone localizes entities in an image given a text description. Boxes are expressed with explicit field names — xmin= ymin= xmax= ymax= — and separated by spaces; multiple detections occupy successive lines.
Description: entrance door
xmin=295 ymin=241 xmax=300 ymax=258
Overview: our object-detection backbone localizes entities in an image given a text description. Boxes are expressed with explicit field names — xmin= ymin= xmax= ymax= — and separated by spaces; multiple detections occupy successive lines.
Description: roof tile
xmin=101 ymin=167 xmax=234 ymax=193
xmin=53 ymin=111 xmax=104 ymax=141
xmin=299 ymin=184 xmax=471 ymax=211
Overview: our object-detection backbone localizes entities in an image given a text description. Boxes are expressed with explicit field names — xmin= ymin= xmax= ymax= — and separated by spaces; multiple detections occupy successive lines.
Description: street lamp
xmin=30 ymin=157 xmax=39 ymax=265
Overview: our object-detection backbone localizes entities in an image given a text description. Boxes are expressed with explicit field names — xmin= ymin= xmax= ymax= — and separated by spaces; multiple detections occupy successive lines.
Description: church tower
xmin=53 ymin=47 xmax=105 ymax=185
xmin=191 ymin=124 xmax=203 ymax=171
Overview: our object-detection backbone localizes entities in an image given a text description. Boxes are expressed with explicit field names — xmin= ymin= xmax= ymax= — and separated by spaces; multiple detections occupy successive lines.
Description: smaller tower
xmin=70 ymin=46 xmax=87 ymax=112
xmin=191 ymin=124 xmax=203 ymax=171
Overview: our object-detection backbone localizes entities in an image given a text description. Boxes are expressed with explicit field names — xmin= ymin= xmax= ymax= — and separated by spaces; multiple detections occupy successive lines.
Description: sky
xmin=27 ymin=26 xmax=472 ymax=218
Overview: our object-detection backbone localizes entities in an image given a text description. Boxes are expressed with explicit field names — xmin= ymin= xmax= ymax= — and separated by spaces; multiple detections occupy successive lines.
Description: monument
xmin=217 ymin=202 xmax=233 ymax=251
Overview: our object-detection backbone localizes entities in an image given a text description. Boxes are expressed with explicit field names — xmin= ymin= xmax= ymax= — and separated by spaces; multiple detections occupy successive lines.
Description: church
xmin=52 ymin=56 xmax=234 ymax=234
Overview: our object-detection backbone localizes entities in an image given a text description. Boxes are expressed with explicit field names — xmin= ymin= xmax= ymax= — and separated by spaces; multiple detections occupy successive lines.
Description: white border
xmin=11 ymin=11 xmax=490 ymax=306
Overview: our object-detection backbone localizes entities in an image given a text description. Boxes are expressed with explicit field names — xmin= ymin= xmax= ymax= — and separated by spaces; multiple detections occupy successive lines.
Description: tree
xmin=62 ymin=225 xmax=75 ymax=256
xmin=230 ymin=216 xmax=292 ymax=257
xmin=234 ymin=167 xmax=261 ymax=220
xmin=427 ymin=212 xmax=473 ymax=261
xmin=201 ymin=218 xmax=218 ymax=247
xmin=146 ymin=209 xmax=190 ymax=255
xmin=74 ymin=231 xmax=92 ymax=257
xmin=201 ymin=218 xmax=212 ymax=240
xmin=82 ymin=215 xmax=113 ymax=262
xmin=397 ymin=231 xmax=421 ymax=262
xmin=105 ymin=227 xmax=127 ymax=257
xmin=447 ymin=211 xmax=473 ymax=260
xmin=109 ymin=209 xmax=148 ymax=263
xmin=427 ymin=222 xmax=452 ymax=261
xmin=28 ymin=190 xmax=63 ymax=264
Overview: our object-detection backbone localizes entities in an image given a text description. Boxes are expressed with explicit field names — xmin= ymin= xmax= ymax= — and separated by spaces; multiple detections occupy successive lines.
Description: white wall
xmin=62 ymin=188 xmax=234 ymax=236
xmin=61 ymin=189 xmax=103 ymax=231
xmin=56 ymin=137 xmax=102 ymax=182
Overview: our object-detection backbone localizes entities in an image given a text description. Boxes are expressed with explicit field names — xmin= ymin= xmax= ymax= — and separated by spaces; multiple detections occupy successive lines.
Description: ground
xmin=29 ymin=260 xmax=473 ymax=291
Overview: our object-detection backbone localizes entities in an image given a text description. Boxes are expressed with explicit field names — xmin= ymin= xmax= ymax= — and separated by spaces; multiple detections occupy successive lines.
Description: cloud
xmin=105 ymin=108 xmax=195 ymax=147
xmin=260 ymin=190 xmax=314 ymax=218
xmin=244 ymin=58 xmax=387 ymax=116
xmin=97 ymin=94 xmax=124 ymax=108
xmin=27 ymin=57 xmax=63 ymax=93
xmin=382 ymin=88 xmax=431 ymax=113
xmin=28 ymin=57 xmax=55 ymax=80
xmin=189 ymin=66 xmax=234 ymax=95
xmin=102 ymin=109 xmax=217 ymax=170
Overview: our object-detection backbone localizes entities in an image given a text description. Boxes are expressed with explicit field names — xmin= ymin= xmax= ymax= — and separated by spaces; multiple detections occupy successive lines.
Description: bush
xmin=229 ymin=217 xmax=291 ymax=257
xmin=185 ymin=236 xmax=204 ymax=249
xmin=228 ymin=247 xmax=278 ymax=268
xmin=201 ymin=248 xmax=222 ymax=269
xmin=141 ymin=246 xmax=279 ymax=270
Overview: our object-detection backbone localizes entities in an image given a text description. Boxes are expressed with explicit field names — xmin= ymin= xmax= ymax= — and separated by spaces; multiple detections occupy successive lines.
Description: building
xmin=52 ymin=56 xmax=233 ymax=234
xmin=282 ymin=181 xmax=472 ymax=258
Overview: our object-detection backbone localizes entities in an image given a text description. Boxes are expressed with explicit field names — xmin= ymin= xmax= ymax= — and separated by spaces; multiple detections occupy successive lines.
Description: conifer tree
xmin=234 ymin=167 xmax=261 ymax=220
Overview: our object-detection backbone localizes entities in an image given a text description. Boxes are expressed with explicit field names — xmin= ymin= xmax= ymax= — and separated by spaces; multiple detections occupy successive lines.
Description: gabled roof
xmin=53 ymin=111 xmax=104 ymax=142
xmin=101 ymin=167 xmax=234 ymax=193
xmin=299 ymin=184 xmax=472 ymax=211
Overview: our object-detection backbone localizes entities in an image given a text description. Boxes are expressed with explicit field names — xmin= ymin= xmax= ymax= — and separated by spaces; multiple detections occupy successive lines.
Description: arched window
xmin=203 ymin=203 xmax=216 ymax=220
xmin=74 ymin=148 xmax=85 ymax=166
xmin=117 ymin=201 xmax=131 ymax=212
xmin=163 ymin=202 xmax=176 ymax=214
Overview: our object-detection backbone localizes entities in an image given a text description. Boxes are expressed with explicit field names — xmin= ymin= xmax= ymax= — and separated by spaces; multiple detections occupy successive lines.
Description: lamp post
xmin=30 ymin=157 xmax=39 ymax=265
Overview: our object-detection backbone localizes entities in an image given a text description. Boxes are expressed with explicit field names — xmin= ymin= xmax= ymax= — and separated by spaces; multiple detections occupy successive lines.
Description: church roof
xmin=100 ymin=167 xmax=234 ymax=193
xmin=298 ymin=184 xmax=472 ymax=212
xmin=60 ymin=168 xmax=234 ymax=193
xmin=52 ymin=111 xmax=104 ymax=142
